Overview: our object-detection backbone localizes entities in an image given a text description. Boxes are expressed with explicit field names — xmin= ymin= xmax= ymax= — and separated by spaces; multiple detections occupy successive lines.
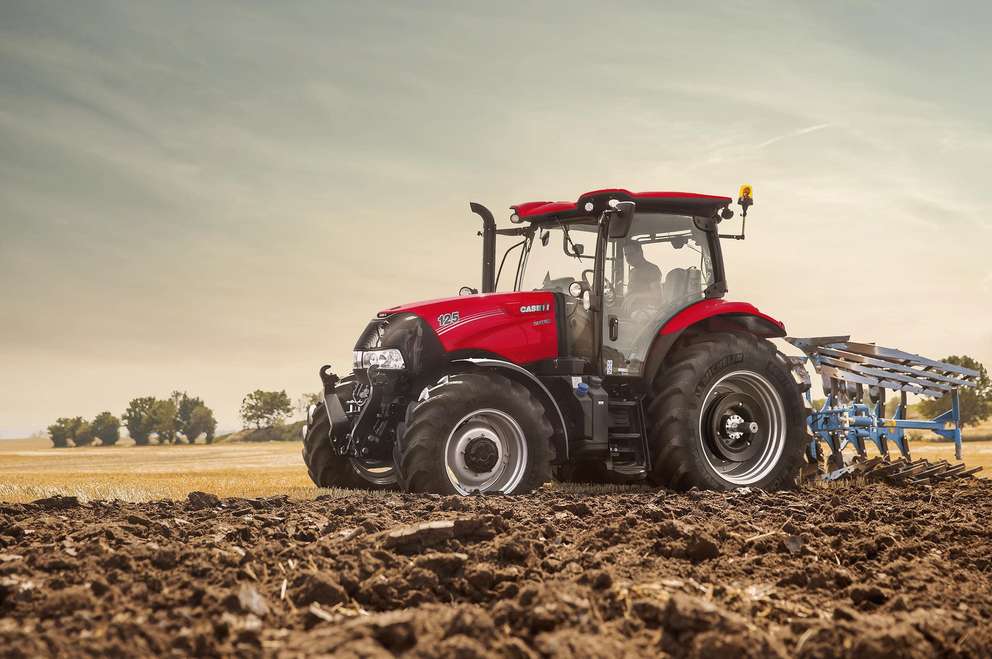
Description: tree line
xmin=47 ymin=388 xmax=314 ymax=448
xmin=48 ymin=391 xmax=217 ymax=448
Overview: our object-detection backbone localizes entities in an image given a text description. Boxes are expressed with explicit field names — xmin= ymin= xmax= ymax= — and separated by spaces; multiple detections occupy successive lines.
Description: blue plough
xmin=786 ymin=336 xmax=982 ymax=483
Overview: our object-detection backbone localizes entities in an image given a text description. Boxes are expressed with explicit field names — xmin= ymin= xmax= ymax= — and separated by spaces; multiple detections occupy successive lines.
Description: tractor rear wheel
xmin=397 ymin=372 xmax=552 ymax=495
xmin=647 ymin=332 xmax=806 ymax=491
xmin=302 ymin=401 xmax=397 ymax=490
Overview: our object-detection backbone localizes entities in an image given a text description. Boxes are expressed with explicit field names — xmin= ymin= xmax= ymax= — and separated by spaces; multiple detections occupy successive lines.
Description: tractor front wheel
xmin=302 ymin=402 xmax=397 ymax=490
xmin=397 ymin=372 xmax=552 ymax=495
xmin=647 ymin=332 xmax=806 ymax=491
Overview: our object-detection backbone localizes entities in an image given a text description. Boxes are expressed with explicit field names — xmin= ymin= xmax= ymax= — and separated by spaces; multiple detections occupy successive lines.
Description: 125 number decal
xmin=437 ymin=312 xmax=460 ymax=327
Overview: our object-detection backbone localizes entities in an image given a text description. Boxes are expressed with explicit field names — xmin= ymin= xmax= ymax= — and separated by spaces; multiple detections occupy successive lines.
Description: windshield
xmin=511 ymin=221 xmax=599 ymax=293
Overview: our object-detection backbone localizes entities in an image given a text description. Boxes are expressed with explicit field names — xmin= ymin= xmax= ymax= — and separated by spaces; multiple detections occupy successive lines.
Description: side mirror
xmin=608 ymin=201 xmax=636 ymax=239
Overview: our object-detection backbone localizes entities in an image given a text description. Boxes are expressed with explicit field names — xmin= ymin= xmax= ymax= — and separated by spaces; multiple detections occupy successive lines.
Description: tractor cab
xmin=476 ymin=189 xmax=739 ymax=378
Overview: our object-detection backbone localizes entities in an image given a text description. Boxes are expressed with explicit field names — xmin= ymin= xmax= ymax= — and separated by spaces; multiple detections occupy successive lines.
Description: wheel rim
xmin=350 ymin=459 xmax=398 ymax=486
xmin=444 ymin=408 xmax=528 ymax=494
xmin=698 ymin=370 xmax=786 ymax=486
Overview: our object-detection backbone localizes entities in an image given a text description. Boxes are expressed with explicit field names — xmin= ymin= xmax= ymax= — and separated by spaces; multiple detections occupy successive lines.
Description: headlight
xmin=353 ymin=348 xmax=405 ymax=371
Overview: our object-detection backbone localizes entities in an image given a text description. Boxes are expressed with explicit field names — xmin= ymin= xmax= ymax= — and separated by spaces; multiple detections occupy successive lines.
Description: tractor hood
xmin=376 ymin=291 xmax=560 ymax=366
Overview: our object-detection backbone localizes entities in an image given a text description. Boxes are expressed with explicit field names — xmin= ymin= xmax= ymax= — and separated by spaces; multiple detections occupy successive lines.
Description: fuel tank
xmin=380 ymin=291 xmax=559 ymax=365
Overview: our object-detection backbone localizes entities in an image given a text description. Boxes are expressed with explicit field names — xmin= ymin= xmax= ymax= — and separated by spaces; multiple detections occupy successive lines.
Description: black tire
xmin=397 ymin=372 xmax=552 ymax=495
xmin=303 ymin=402 xmax=396 ymax=489
xmin=647 ymin=332 xmax=806 ymax=491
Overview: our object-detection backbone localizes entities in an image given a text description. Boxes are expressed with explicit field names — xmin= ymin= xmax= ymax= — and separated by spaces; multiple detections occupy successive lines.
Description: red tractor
xmin=304 ymin=187 xmax=810 ymax=494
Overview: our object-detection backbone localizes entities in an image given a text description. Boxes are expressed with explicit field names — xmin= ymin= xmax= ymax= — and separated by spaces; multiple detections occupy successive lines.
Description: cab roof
xmin=511 ymin=189 xmax=732 ymax=222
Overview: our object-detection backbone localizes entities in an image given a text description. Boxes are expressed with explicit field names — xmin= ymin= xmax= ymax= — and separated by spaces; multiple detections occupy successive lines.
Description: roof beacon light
xmin=719 ymin=184 xmax=754 ymax=241
xmin=738 ymin=184 xmax=754 ymax=217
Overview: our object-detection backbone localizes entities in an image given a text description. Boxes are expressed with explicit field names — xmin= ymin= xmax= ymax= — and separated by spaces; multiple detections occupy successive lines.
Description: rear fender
xmin=644 ymin=300 xmax=787 ymax=383
xmin=449 ymin=357 xmax=569 ymax=461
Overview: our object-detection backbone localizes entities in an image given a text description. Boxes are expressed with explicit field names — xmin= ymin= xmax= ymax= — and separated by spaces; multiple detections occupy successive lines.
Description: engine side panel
xmin=380 ymin=291 xmax=559 ymax=365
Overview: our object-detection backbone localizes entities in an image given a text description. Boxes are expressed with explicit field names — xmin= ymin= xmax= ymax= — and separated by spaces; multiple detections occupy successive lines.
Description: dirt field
xmin=2 ymin=437 xmax=991 ymax=656
xmin=1 ymin=480 xmax=990 ymax=657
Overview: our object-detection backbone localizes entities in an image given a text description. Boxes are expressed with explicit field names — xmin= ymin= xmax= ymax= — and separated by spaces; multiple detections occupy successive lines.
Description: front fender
xmin=450 ymin=357 xmax=569 ymax=461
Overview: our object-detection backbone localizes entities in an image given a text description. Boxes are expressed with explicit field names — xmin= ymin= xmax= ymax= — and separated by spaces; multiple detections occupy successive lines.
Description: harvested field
xmin=0 ymin=439 xmax=315 ymax=503
xmin=1 ymin=479 xmax=990 ymax=657
xmin=1 ymin=437 xmax=988 ymax=504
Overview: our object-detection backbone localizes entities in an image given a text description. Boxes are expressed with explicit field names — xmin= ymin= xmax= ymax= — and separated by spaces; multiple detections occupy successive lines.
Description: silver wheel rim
xmin=444 ymin=408 xmax=528 ymax=494
xmin=698 ymin=370 xmax=786 ymax=486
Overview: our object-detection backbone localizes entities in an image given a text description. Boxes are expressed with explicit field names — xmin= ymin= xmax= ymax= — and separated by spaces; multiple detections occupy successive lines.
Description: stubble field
xmin=1 ymin=435 xmax=988 ymax=504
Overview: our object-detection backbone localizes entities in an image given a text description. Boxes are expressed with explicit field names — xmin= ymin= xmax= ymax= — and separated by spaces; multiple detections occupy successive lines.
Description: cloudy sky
xmin=2 ymin=1 xmax=990 ymax=437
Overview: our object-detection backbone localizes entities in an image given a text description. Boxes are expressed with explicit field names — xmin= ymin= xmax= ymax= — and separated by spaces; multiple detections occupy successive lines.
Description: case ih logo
xmin=520 ymin=304 xmax=550 ymax=314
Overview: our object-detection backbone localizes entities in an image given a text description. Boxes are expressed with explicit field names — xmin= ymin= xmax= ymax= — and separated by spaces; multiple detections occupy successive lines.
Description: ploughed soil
xmin=1 ymin=480 xmax=991 ymax=658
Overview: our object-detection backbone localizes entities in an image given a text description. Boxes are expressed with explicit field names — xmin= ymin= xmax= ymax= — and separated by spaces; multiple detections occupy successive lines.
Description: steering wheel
xmin=580 ymin=269 xmax=615 ymax=303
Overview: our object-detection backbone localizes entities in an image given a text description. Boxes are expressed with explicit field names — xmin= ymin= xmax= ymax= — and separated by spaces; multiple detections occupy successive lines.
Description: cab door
xmin=601 ymin=213 xmax=714 ymax=377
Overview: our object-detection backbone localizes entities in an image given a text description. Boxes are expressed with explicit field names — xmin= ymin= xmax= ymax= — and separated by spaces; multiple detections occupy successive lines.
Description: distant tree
xmin=151 ymin=399 xmax=179 ymax=444
xmin=917 ymin=356 xmax=992 ymax=428
xmin=186 ymin=405 xmax=218 ymax=444
xmin=123 ymin=397 xmax=158 ymax=446
xmin=298 ymin=392 xmax=322 ymax=417
xmin=241 ymin=390 xmax=293 ymax=429
xmin=170 ymin=391 xmax=206 ymax=444
xmin=91 ymin=411 xmax=121 ymax=446
xmin=48 ymin=417 xmax=82 ymax=448
xmin=73 ymin=420 xmax=96 ymax=447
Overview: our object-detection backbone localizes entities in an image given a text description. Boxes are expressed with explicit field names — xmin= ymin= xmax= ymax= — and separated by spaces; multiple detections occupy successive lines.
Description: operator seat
xmin=661 ymin=267 xmax=702 ymax=309
xmin=662 ymin=268 xmax=688 ymax=302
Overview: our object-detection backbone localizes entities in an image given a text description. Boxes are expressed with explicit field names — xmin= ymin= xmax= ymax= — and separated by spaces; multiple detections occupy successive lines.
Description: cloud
xmin=755 ymin=123 xmax=834 ymax=149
